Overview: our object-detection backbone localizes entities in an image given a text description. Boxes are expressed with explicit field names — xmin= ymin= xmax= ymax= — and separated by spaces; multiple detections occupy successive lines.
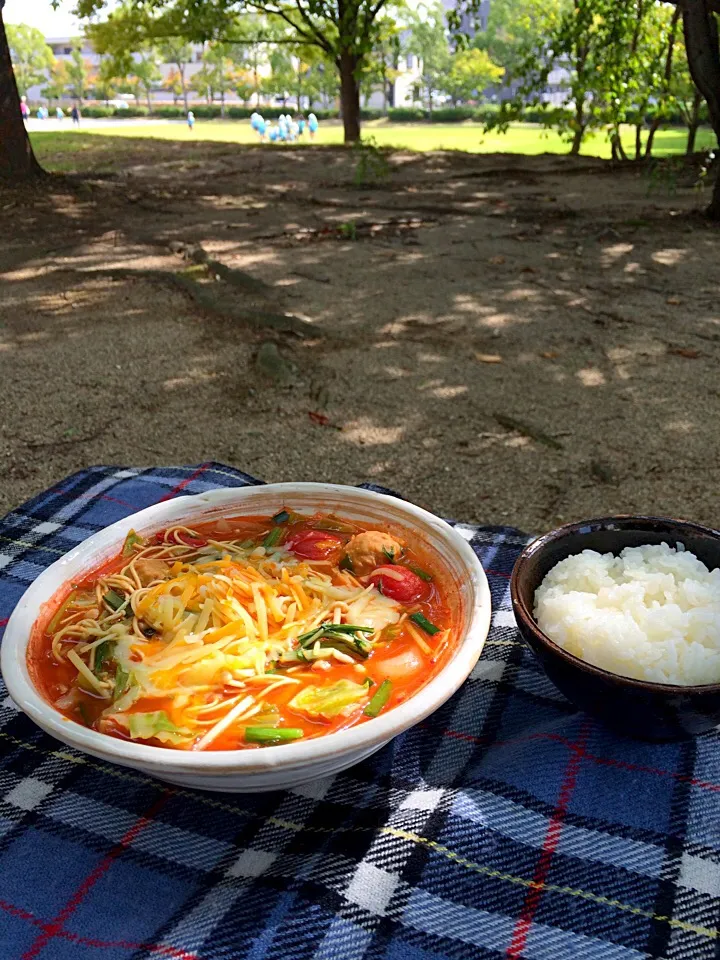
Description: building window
xmin=406 ymin=54 xmax=413 ymax=70
xmin=64 ymin=47 xmax=72 ymax=54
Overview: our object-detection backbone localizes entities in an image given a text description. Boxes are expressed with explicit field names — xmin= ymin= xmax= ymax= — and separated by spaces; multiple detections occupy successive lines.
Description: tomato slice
xmin=367 ymin=565 xmax=429 ymax=603
xmin=286 ymin=529 xmax=344 ymax=560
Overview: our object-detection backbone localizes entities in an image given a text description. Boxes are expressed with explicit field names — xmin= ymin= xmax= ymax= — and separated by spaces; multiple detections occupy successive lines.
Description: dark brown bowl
xmin=511 ymin=515 xmax=720 ymax=741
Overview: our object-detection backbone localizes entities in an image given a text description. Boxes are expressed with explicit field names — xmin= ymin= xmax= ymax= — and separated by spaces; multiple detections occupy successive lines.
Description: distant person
xmin=256 ymin=114 xmax=266 ymax=140
xmin=20 ymin=97 xmax=29 ymax=121
xmin=268 ymin=125 xmax=279 ymax=143
xmin=36 ymin=106 xmax=46 ymax=120
xmin=55 ymin=107 xmax=64 ymax=120
xmin=298 ymin=115 xmax=306 ymax=136
xmin=278 ymin=114 xmax=287 ymax=140
xmin=308 ymin=112 xmax=318 ymax=139
xmin=71 ymin=104 xmax=81 ymax=126
xmin=187 ymin=110 xmax=195 ymax=131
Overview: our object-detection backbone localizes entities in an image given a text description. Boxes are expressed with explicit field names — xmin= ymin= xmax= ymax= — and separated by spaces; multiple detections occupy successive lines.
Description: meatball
xmin=344 ymin=530 xmax=403 ymax=576
xmin=135 ymin=558 xmax=171 ymax=585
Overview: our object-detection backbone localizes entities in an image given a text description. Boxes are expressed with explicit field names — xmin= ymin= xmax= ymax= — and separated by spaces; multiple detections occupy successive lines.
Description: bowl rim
xmin=510 ymin=513 xmax=720 ymax=695
xmin=1 ymin=481 xmax=491 ymax=775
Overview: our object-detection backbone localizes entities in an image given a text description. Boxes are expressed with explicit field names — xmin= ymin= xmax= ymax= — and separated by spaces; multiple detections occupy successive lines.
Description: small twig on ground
xmin=494 ymin=413 xmax=564 ymax=450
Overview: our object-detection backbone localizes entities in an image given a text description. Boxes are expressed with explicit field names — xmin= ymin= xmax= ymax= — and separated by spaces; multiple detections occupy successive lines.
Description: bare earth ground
xmin=1 ymin=140 xmax=719 ymax=533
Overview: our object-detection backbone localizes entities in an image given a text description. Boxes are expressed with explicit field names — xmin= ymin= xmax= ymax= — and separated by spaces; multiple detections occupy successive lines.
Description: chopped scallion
xmin=406 ymin=564 xmax=433 ymax=582
xmin=382 ymin=547 xmax=396 ymax=562
xmin=364 ymin=679 xmax=392 ymax=718
xmin=339 ymin=554 xmax=354 ymax=572
xmin=263 ymin=527 xmax=283 ymax=548
xmin=93 ymin=640 xmax=115 ymax=677
xmin=104 ymin=589 xmax=126 ymax=612
xmin=244 ymin=726 xmax=304 ymax=744
xmin=272 ymin=510 xmax=290 ymax=525
xmin=409 ymin=612 xmax=440 ymax=636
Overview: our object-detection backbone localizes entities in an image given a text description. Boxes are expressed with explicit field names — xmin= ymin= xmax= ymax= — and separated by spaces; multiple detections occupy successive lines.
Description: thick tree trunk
xmin=570 ymin=115 xmax=584 ymax=155
xmin=683 ymin=0 xmax=720 ymax=217
xmin=0 ymin=8 xmax=43 ymax=180
xmin=338 ymin=51 xmax=361 ymax=142
xmin=634 ymin=123 xmax=643 ymax=160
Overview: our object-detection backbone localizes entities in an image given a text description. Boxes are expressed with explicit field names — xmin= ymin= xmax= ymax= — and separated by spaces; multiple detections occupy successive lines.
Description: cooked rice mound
xmin=534 ymin=543 xmax=720 ymax=685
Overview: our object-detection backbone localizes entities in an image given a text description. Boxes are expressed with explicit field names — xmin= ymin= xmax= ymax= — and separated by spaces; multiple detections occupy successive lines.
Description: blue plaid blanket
xmin=0 ymin=463 xmax=718 ymax=960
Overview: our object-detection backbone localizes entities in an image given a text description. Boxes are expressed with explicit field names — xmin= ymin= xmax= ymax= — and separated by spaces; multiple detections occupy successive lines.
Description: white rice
xmin=533 ymin=542 xmax=720 ymax=685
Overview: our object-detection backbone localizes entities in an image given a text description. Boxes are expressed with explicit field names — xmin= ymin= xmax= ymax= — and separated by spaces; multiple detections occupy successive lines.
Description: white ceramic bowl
xmin=1 ymin=483 xmax=491 ymax=793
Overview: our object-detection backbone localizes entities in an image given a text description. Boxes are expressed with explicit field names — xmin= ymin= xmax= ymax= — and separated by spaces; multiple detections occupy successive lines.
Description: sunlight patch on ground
xmin=652 ymin=248 xmax=688 ymax=266
xmin=341 ymin=418 xmax=406 ymax=446
xmin=576 ymin=368 xmax=607 ymax=387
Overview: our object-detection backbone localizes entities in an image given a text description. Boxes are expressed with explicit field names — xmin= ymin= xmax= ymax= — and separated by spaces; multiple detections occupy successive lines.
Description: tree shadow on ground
xmin=1 ymin=138 xmax=719 ymax=530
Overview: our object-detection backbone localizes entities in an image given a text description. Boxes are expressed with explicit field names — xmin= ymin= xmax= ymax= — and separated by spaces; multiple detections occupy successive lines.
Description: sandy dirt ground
xmin=1 ymin=141 xmax=719 ymax=534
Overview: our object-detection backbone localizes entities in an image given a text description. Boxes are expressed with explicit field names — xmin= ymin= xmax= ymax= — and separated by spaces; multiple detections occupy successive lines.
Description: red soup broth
xmin=28 ymin=510 xmax=463 ymax=750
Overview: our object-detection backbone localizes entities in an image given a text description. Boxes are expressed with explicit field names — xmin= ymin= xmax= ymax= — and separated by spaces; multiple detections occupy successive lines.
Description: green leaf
xmin=113 ymin=666 xmax=130 ymax=699
xmin=289 ymin=679 xmax=370 ymax=719
xmin=339 ymin=554 xmax=354 ymax=573
xmin=122 ymin=711 xmax=191 ymax=744
xmin=122 ymin=529 xmax=144 ymax=556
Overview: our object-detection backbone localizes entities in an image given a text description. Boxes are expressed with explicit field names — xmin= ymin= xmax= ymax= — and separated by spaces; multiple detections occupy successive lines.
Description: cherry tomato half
xmin=367 ymin=565 xmax=429 ymax=603
xmin=286 ymin=529 xmax=345 ymax=560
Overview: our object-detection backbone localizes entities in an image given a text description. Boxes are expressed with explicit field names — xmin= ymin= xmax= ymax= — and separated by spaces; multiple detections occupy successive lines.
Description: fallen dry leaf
xmin=308 ymin=411 xmax=330 ymax=425
xmin=488 ymin=255 xmax=506 ymax=265
xmin=540 ymin=350 xmax=559 ymax=360
xmin=667 ymin=346 xmax=700 ymax=359
xmin=521 ymin=266 xmax=538 ymax=274
xmin=666 ymin=297 xmax=682 ymax=305
xmin=475 ymin=352 xmax=503 ymax=364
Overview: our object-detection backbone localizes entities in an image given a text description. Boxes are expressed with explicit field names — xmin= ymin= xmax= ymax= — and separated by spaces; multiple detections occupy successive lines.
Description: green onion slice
xmin=364 ymin=679 xmax=393 ymax=718
xmin=406 ymin=564 xmax=433 ymax=582
xmin=104 ymin=589 xmax=126 ymax=612
xmin=244 ymin=726 xmax=304 ymax=745
xmin=409 ymin=612 xmax=440 ymax=635
xmin=263 ymin=527 xmax=283 ymax=548
xmin=272 ymin=510 xmax=290 ymax=524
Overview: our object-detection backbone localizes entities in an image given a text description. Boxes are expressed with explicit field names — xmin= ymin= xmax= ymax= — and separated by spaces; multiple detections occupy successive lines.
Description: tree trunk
xmin=178 ymin=64 xmax=189 ymax=112
xmin=338 ymin=50 xmax=361 ymax=142
xmin=221 ymin=89 xmax=225 ymax=118
xmin=635 ymin=122 xmax=643 ymax=160
xmin=0 ymin=9 xmax=43 ymax=180
xmin=146 ymin=89 xmax=152 ymax=113
xmin=611 ymin=127 xmax=628 ymax=161
xmin=683 ymin=0 xmax=720 ymax=218
xmin=686 ymin=91 xmax=702 ymax=153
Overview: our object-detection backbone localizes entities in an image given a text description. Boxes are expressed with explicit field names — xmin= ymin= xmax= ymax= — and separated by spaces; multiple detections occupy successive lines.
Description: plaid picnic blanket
xmin=0 ymin=463 xmax=718 ymax=960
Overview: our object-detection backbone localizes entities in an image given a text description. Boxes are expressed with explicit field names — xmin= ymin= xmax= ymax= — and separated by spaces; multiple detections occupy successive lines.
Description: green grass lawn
xmin=31 ymin=119 xmax=717 ymax=172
